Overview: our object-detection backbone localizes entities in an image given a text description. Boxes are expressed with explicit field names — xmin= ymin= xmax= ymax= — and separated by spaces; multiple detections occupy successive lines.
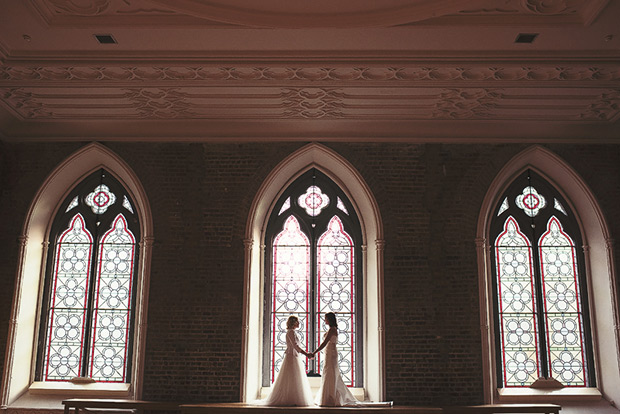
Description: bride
xmin=312 ymin=312 xmax=360 ymax=406
xmin=262 ymin=315 xmax=314 ymax=406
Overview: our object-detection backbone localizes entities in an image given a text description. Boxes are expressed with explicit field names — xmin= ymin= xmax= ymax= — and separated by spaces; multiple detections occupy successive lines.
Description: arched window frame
xmin=477 ymin=146 xmax=620 ymax=404
xmin=263 ymin=169 xmax=364 ymax=387
xmin=241 ymin=143 xmax=385 ymax=402
xmin=36 ymin=169 xmax=141 ymax=383
xmin=1 ymin=144 xmax=153 ymax=407
xmin=489 ymin=170 xmax=595 ymax=389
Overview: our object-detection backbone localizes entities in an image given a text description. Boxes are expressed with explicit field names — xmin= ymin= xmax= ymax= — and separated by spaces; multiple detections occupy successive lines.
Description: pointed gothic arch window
xmin=263 ymin=169 xmax=363 ymax=387
xmin=490 ymin=170 xmax=595 ymax=388
xmin=36 ymin=169 xmax=140 ymax=383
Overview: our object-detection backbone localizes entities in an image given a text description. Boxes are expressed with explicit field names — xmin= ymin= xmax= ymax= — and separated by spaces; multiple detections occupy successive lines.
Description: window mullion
xmin=310 ymin=236 xmax=317 ymax=374
xmin=532 ymin=234 xmax=549 ymax=380
xmin=81 ymin=232 xmax=100 ymax=378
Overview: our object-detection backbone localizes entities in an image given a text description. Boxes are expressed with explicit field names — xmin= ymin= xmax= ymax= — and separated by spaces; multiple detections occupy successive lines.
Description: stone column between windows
xmin=1 ymin=235 xmax=29 ymax=408
xmin=475 ymin=236 xmax=494 ymax=403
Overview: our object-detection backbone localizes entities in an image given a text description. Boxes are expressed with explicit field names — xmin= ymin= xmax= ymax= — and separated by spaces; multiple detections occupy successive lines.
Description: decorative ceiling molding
xmin=1 ymin=63 xmax=620 ymax=84
xmin=426 ymin=0 xmax=607 ymax=26
xmin=0 ymin=1 xmax=617 ymax=142
xmin=2 ymin=85 xmax=618 ymax=123
xmin=26 ymin=0 xmax=608 ymax=28
xmin=28 ymin=0 xmax=229 ymax=27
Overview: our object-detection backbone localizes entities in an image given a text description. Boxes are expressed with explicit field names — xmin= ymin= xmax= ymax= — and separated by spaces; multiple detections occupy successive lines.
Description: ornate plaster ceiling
xmin=0 ymin=0 xmax=619 ymax=142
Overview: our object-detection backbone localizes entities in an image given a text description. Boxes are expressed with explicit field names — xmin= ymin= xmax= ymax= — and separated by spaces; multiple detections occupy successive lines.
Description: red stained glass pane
xmin=495 ymin=216 xmax=540 ymax=387
xmin=539 ymin=216 xmax=587 ymax=386
xmin=44 ymin=214 xmax=93 ymax=381
xmin=271 ymin=215 xmax=310 ymax=383
xmin=316 ymin=216 xmax=355 ymax=386
xmin=89 ymin=214 xmax=136 ymax=382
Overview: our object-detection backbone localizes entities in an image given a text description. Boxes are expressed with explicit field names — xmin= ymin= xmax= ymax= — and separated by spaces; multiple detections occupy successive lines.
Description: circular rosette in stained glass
xmin=515 ymin=186 xmax=546 ymax=217
xmin=298 ymin=185 xmax=330 ymax=217
xmin=85 ymin=184 xmax=117 ymax=214
xmin=91 ymin=345 xmax=126 ymax=381
xmin=505 ymin=350 xmax=538 ymax=385
xmin=551 ymin=350 xmax=583 ymax=384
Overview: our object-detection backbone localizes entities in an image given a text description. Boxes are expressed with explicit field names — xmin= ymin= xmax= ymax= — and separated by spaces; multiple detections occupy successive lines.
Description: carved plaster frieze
xmin=33 ymin=0 xmax=179 ymax=17
xmin=123 ymin=88 xmax=200 ymax=118
xmin=44 ymin=0 xmax=111 ymax=16
xmin=578 ymin=89 xmax=620 ymax=121
xmin=27 ymin=0 xmax=216 ymax=28
xmin=453 ymin=0 xmax=606 ymax=25
xmin=432 ymin=88 xmax=502 ymax=119
xmin=280 ymin=88 xmax=346 ymax=119
xmin=1 ymin=65 xmax=620 ymax=84
xmin=521 ymin=0 xmax=575 ymax=15
xmin=2 ymin=85 xmax=618 ymax=122
xmin=25 ymin=0 xmax=607 ymax=28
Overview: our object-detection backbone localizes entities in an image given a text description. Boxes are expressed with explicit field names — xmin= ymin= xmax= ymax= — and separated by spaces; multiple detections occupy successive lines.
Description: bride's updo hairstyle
xmin=325 ymin=312 xmax=337 ymax=328
xmin=286 ymin=315 xmax=299 ymax=329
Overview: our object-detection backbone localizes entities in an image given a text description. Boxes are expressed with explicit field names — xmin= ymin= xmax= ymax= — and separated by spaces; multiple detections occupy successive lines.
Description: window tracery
xmin=264 ymin=169 xmax=362 ymax=387
xmin=37 ymin=169 xmax=140 ymax=383
xmin=491 ymin=171 xmax=594 ymax=388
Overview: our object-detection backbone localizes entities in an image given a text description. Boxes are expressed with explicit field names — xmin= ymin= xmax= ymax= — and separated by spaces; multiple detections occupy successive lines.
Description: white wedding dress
xmin=315 ymin=329 xmax=359 ymax=406
xmin=262 ymin=329 xmax=314 ymax=406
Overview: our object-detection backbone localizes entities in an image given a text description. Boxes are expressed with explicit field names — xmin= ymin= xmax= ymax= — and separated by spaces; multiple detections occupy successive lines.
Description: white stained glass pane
xmin=66 ymin=196 xmax=79 ymax=212
xmin=495 ymin=216 xmax=540 ymax=387
xmin=89 ymin=215 xmax=136 ymax=382
xmin=271 ymin=216 xmax=310 ymax=383
xmin=278 ymin=197 xmax=291 ymax=215
xmin=317 ymin=216 xmax=355 ymax=386
xmin=44 ymin=214 xmax=93 ymax=381
xmin=539 ymin=216 xmax=586 ymax=386
xmin=554 ymin=198 xmax=568 ymax=216
xmin=497 ymin=197 xmax=509 ymax=216
xmin=337 ymin=197 xmax=349 ymax=215
xmin=515 ymin=186 xmax=547 ymax=217
xmin=122 ymin=196 xmax=134 ymax=213
xmin=298 ymin=185 xmax=330 ymax=216
xmin=85 ymin=184 xmax=117 ymax=214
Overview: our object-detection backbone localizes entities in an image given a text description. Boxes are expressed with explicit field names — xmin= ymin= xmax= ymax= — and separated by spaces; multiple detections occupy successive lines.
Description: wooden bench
xmin=63 ymin=398 xmax=180 ymax=414
xmin=181 ymin=403 xmax=442 ymax=414
xmin=180 ymin=402 xmax=560 ymax=414
xmin=64 ymin=400 xmax=560 ymax=414
xmin=443 ymin=404 xmax=561 ymax=414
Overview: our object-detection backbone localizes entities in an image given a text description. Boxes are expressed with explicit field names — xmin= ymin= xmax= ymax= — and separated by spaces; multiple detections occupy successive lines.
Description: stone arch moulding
xmin=1 ymin=142 xmax=153 ymax=407
xmin=241 ymin=142 xmax=385 ymax=402
xmin=476 ymin=145 xmax=620 ymax=404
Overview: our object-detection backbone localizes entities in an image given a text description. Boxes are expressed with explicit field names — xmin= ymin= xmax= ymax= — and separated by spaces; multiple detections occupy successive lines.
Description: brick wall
xmin=0 ymin=142 xmax=618 ymax=406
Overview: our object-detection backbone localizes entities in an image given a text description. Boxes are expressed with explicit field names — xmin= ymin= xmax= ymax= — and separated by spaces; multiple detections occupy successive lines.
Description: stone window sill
xmin=498 ymin=387 xmax=602 ymax=403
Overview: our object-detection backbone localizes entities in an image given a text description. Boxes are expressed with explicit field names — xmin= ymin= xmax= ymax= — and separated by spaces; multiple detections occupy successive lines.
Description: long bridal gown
xmin=315 ymin=330 xmax=359 ymax=406
xmin=263 ymin=329 xmax=314 ymax=406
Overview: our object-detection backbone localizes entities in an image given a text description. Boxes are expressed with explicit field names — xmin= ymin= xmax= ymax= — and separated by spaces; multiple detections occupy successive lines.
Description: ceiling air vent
xmin=94 ymin=34 xmax=117 ymax=44
xmin=515 ymin=33 xmax=538 ymax=44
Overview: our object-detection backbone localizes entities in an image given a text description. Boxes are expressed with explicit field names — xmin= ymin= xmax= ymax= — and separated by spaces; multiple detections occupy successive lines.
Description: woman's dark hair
xmin=325 ymin=312 xmax=337 ymax=328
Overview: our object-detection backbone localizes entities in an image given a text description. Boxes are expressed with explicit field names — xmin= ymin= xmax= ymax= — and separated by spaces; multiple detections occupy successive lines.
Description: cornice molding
xmin=0 ymin=40 xmax=8 ymax=65
xmin=1 ymin=62 xmax=620 ymax=84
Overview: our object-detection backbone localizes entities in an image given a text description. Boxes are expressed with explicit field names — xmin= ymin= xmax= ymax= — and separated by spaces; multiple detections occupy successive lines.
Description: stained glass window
xmin=497 ymin=197 xmax=509 ymax=216
xmin=316 ymin=216 xmax=355 ymax=385
xmin=37 ymin=169 xmax=140 ymax=383
xmin=491 ymin=171 xmax=594 ymax=388
xmin=270 ymin=215 xmax=310 ymax=382
xmin=122 ymin=195 xmax=134 ymax=213
xmin=554 ymin=198 xmax=568 ymax=216
xmin=264 ymin=169 xmax=362 ymax=387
